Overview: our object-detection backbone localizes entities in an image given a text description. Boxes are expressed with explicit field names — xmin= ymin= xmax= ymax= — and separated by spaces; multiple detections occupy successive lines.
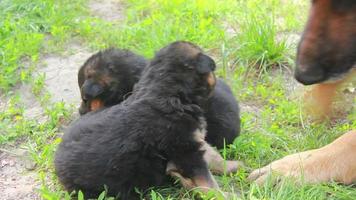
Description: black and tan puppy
xmin=77 ymin=48 xmax=147 ymax=115
xmin=78 ymin=49 xmax=240 ymax=149
xmin=55 ymin=42 xmax=241 ymax=199
xmin=204 ymin=79 xmax=240 ymax=148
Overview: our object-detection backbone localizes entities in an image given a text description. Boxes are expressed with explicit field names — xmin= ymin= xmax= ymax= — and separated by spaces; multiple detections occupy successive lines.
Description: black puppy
xmin=55 ymin=42 xmax=241 ymax=199
xmin=77 ymin=48 xmax=147 ymax=115
xmin=204 ymin=79 xmax=240 ymax=148
xmin=78 ymin=49 xmax=240 ymax=149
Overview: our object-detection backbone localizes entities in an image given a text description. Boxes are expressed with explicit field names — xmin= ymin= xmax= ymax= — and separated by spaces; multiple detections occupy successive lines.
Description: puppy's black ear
xmin=196 ymin=53 xmax=216 ymax=74
xmin=81 ymin=79 xmax=104 ymax=98
xmin=167 ymin=98 xmax=202 ymax=115
xmin=153 ymin=97 xmax=203 ymax=116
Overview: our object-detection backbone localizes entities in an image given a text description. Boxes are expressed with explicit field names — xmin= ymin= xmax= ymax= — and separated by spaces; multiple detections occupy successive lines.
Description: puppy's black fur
xmin=204 ymin=79 xmax=240 ymax=148
xmin=55 ymin=42 xmax=217 ymax=199
xmin=78 ymin=48 xmax=147 ymax=115
xmin=78 ymin=50 xmax=240 ymax=149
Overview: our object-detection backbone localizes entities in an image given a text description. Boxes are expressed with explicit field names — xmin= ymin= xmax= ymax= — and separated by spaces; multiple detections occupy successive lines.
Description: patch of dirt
xmin=0 ymin=148 xmax=39 ymax=200
xmin=19 ymin=84 xmax=47 ymax=122
xmin=0 ymin=84 xmax=46 ymax=122
xmin=280 ymin=69 xmax=304 ymax=98
xmin=239 ymin=102 xmax=262 ymax=117
xmin=285 ymin=33 xmax=301 ymax=49
xmin=277 ymin=32 xmax=301 ymax=49
xmin=38 ymin=43 xmax=94 ymax=106
xmin=0 ymin=40 xmax=93 ymax=200
xmin=88 ymin=0 xmax=125 ymax=22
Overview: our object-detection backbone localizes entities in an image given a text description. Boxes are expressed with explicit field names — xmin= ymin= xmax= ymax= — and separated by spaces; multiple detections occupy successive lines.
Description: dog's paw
xmin=248 ymin=150 xmax=321 ymax=185
xmin=224 ymin=160 xmax=245 ymax=174
xmin=248 ymin=131 xmax=356 ymax=185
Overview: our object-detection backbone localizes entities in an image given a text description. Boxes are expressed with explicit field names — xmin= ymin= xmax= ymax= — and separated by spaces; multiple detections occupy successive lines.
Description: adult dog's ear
xmin=196 ymin=53 xmax=216 ymax=74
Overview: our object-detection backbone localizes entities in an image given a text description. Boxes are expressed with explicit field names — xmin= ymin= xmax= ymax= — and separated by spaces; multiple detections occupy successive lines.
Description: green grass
xmin=0 ymin=0 xmax=355 ymax=199
xmin=228 ymin=0 xmax=290 ymax=71
xmin=0 ymin=0 xmax=87 ymax=91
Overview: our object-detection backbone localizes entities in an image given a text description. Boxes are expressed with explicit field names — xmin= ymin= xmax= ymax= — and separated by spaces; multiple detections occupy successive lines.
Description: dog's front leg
xmin=248 ymin=130 xmax=356 ymax=184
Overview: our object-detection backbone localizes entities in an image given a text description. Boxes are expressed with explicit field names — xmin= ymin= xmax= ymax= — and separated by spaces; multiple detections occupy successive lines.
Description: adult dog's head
xmin=295 ymin=0 xmax=356 ymax=85
xmin=135 ymin=41 xmax=216 ymax=108
xmin=78 ymin=48 xmax=147 ymax=115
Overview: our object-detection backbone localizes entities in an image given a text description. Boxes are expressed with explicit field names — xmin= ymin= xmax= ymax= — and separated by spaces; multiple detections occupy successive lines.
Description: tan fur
xmin=248 ymin=130 xmax=356 ymax=184
xmin=202 ymin=142 xmax=244 ymax=175
xmin=85 ymin=64 xmax=112 ymax=86
xmin=207 ymin=72 xmax=216 ymax=89
xmin=176 ymin=42 xmax=201 ymax=57
xmin=166 ymin=161 xmax=219 ymax=191
xmin=304 ymin=69 xmax=356 ymax=120
xmin=99 ymin=75 xmax=113 ymax=86
xmin=85 ymin=66 xmax=95 ymax=78
xmin=90 ymin=99 xmax=104 ymax=111
xmin=192 ymin=125 xmax=243 ymax=175
xmin=165 ymin=126 xmax=242 ymax=192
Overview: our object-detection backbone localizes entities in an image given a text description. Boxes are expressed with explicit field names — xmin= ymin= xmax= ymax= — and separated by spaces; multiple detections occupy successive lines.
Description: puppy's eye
xmin=108 ymin=64 xmax=116 ymax=71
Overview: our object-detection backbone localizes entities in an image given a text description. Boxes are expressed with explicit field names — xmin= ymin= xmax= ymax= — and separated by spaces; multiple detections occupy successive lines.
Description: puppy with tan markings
xmin=78 ymin=48 xmax=240 ymax=149
xmin=78 ymin=48 xmax=147 ymax=115
xmin=249 ymin=0 xmax=356 ymax=185
xmin=55 ymin=41 xmax=241 ymax=199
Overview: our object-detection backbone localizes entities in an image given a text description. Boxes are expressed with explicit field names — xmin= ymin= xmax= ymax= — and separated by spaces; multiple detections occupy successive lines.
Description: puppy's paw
xmin=224 ymin=160 xmax=245 ymax=174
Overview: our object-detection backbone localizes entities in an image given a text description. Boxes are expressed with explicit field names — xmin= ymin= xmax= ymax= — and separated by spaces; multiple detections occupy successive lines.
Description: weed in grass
xmin=0 ymin=95 xmax=37 ymax=144
xmin=234 ymin=10 xmax=289 ymax=71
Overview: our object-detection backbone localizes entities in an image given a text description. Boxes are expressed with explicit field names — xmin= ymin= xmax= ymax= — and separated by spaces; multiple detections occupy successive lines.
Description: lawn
xmin=0 ymin=0 xmax=355 ymax=199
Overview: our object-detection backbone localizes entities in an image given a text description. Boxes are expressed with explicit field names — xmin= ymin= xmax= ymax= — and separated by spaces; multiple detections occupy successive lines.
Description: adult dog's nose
xmin=294 ymin=65 xmax=325 ymax=85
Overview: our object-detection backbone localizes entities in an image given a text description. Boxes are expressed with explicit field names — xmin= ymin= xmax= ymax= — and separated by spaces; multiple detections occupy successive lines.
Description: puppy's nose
xmin=294 ymin=65 xmax=325 ymax=85
xmin=79 ymin=102 xmax=89 ymax=115
xmin=81 ymin=79 xmax=104 ymax=98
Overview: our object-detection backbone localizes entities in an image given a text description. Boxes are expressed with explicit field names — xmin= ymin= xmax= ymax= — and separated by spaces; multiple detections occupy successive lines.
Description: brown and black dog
xmin=249 ymin=0 xmax=356 ymax=184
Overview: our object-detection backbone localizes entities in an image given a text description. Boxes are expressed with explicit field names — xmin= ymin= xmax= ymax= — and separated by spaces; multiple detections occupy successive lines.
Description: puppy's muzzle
xmin=166 ymin=161 xmax=219 ymax=191
xmin=81 ymin=79 xmax=104 ymax=99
